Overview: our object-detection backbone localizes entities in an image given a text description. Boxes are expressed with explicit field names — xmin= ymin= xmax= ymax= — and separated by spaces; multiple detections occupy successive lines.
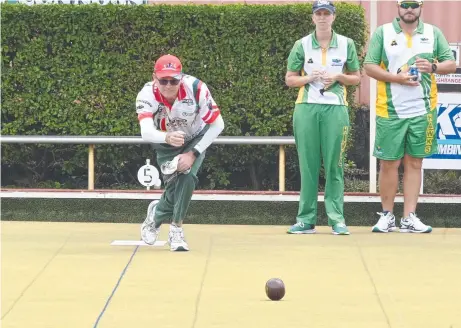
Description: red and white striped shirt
xmin=136 ymin=75 xmax=220 ymax=142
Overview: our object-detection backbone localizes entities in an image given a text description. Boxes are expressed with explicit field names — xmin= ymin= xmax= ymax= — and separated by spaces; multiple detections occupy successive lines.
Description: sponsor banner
xmin=435 ymin=44 xmax=460 ymax=87
xmin=423 ymin=92 xmax=461 ymax=169
xmin=435 ymin=73 xmax=461 ymax=85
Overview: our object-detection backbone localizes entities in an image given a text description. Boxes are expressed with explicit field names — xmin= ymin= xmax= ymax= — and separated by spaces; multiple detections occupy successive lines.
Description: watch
xmin=431 ymin=63 xmax=437 ymax=73
xmin=192 ymin=148 xmax=201 ymax=158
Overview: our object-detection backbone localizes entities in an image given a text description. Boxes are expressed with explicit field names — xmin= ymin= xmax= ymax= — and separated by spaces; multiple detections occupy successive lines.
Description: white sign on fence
xmin=435 ymin=73 xmax=461 ymax=85
xmin=450 ymin=44 xmax=460 ymax=67
xmin=422 ymin=92 xmax=461 ymax=170
xmin=435 ymin=44 xmax=460 ymax=84
xmin=137 ymin=159 xmax=161 ymax=190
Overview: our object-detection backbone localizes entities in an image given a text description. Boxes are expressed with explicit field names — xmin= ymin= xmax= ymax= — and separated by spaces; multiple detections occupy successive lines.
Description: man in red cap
xmin=136 ymin=54 xmax=225 ymax=251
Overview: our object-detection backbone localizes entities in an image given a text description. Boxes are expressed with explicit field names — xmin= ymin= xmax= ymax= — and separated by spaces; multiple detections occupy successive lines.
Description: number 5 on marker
xmin=137 ymin=161 xmax=160 ymax=188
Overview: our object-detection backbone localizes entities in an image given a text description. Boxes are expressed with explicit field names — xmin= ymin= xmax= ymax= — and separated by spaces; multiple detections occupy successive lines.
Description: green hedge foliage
xmin=1 ymin=3 xmax=367 ymax=190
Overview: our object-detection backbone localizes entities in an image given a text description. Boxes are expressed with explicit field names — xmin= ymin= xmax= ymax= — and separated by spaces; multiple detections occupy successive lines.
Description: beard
xmin=399 ymin=12 xmax=420 ymax=24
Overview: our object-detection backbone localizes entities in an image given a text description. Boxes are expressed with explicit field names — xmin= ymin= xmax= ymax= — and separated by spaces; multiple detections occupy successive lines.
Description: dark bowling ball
xmin=265 ymin=278 xmax=285 ymax=301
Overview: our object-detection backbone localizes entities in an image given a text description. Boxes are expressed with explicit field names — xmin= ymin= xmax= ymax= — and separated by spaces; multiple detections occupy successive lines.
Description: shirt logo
xmin=207 ymin=98 xmax=213 ymax=110
xmin=181 ymin=99 xmax=194 ymax=105
xmin=157 ymin=104 xmax=166 ymax=114
xmin=308 ymin=58 xmax=314 ymax=64
xmin=138 ymin=100 xmax=153 ymax=107
xmin=167 ymin=118 xmax=188 ymax=128
xmin=331 ymin=58 xmax=343 ymax=66
xmin=391 ymin=40 xmax=398 ymax=46
xmin=420 ymin=37 xmax=430 ymax=44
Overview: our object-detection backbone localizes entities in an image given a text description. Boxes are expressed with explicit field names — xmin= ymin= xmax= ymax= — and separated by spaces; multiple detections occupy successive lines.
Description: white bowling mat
xmin=111 ymin=240 xmax=167 ymax=247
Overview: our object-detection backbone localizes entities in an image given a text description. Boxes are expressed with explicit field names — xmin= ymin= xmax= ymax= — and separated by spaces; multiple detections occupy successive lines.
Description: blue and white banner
xmin=423 ymin=92 xmax=461 ymax=170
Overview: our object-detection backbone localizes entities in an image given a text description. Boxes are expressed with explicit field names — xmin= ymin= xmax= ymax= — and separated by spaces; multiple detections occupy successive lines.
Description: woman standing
xmin=285 ymin=0 xmax=361 ymax=235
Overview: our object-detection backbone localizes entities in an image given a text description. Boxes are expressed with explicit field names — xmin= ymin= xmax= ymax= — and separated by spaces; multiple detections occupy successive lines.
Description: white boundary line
xmin=111 ymin=240 xmax=167 ymax=247
xmin=1 ymin=191 xmax=460 ymax=203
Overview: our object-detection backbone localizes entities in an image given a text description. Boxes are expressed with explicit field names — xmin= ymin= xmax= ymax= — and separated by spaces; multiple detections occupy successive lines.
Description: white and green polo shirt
xmin=364 ymin=18 xmax=455 ymax=119
xmin=287 ymin=31 xmax=360 ymax=106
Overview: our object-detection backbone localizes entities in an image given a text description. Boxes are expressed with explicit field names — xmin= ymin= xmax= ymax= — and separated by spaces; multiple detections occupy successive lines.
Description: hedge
xmin=1 ymin=3 xmax=368 ymax=190
xmin=2 ymin=198 xmax=460 ymax=227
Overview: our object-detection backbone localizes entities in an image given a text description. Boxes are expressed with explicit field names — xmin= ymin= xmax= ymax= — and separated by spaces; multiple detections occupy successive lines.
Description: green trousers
xmin=293 ymin=103 xmax=349 ymax=226
xmin=152 ymin=133 xmax=206 ymax=227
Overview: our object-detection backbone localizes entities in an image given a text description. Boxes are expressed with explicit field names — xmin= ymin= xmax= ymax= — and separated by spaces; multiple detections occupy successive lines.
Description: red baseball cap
xmin=154 ymin=54 xmax=182 ymax=79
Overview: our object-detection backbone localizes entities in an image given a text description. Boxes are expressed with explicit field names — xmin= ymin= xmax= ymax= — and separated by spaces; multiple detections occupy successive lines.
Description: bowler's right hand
xmin=165 ymin=131 xmax=185 ymax=147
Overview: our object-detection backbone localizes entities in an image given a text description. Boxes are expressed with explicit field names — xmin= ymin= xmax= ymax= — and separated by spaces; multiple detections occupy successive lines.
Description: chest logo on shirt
xmin=331 ymin=58 xmax=343 ymax=67
xmin=167 ymin=118 xmax=188 ymax=128
xmin=307 ymin=58 xmax=314 ymax=64
xmin=391 ymin=40 xmax=398 ymax=46
xmin=420 ymin=37 xmax=430 ymax=44
xmin=181 ymin=99 xmax=194 ymax=105
xmin=182 ymin=111 xmax=195 ymax=117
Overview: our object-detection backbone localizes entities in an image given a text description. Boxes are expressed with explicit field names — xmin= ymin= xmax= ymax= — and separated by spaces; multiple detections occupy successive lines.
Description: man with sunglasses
xmin=136 ymin=54 xmax=225 ymax=251
xmin=364 ymin=0 xmax=456 ymax=233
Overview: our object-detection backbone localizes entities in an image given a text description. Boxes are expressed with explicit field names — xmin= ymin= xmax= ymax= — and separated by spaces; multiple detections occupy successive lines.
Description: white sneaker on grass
xmin=400 ymin=213 xmax=432 ymax=233
xmin=372 ymin=211 xmax=398 ymax=233
xmin=141 ymin=200 xmax=160 ymax=245
xmin=168 ymin=224 xmax=190 ymax=252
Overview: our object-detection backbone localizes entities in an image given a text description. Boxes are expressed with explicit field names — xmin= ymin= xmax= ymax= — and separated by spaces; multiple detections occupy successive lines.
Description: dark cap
xmin=313 ymin=0 xmax=336 ymax=14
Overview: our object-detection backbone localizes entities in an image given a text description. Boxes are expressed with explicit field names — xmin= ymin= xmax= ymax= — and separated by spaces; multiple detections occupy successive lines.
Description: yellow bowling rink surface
xmin=1 ymin=221 xmax=461 ymax=328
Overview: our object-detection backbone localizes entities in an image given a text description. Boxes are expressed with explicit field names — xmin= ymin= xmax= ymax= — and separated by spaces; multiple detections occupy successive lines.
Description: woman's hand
xmin=307 ymin=70 xmax=323 ymax=83
xmin=321 ymin=72 xmax=339 ymax=89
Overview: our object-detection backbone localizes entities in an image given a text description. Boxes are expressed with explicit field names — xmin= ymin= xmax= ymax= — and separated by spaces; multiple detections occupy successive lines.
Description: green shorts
xmin=373 ymin=110 xmax=437 ymax=160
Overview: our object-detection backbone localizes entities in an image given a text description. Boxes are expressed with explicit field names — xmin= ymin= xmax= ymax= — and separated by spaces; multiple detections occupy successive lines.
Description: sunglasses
xmin=158 ymin=79 xmax=180 ymax=86
xmin=399 ymin=2 xmax=421 ymax=9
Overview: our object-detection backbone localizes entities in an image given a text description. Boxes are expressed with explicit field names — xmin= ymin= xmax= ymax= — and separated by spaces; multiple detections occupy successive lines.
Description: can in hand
xmin=409 ymin=65 xmax=422 ymax=82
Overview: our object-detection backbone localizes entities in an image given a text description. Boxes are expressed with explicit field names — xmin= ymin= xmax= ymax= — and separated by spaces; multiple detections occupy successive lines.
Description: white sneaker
xmin=372 ymin=212 xmax=397 ymax=233
xmin=400 ymin=213 xmax=432 ymax=233
xmin=168 ymin=224 xmax=189 ymax=252
xmin=141 ymin=200 xmax=160 ymax=245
